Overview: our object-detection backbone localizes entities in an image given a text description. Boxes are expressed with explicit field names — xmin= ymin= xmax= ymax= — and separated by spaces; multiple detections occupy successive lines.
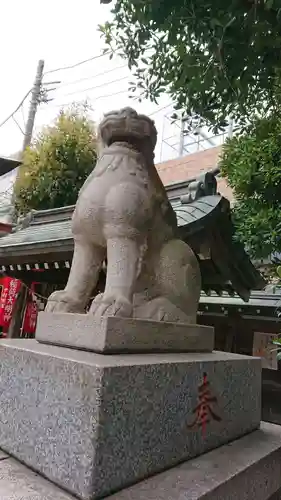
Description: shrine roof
xmin=0 ymin=157 xmax=21 ymax=176
xmin=0 ymin=171 xmax=266 ymax=300
xmin=0 ymin=193 xmax=224 ymax=250
xmin=200 ymin=290 xmax=281 ymax=309
xmin=198 ymin=290 xmax=281 ymax=326
xmin=0 ymin=219 xmax=72 ymax=248
xmin=0 ymin=206 xmax=73 ymax=250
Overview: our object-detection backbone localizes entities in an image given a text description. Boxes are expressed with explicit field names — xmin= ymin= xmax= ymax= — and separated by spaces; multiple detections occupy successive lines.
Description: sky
xmin=0 ymin=0 xmax=226 ymax=218
xmin=0 ymin=0 xmax=175 ymax=162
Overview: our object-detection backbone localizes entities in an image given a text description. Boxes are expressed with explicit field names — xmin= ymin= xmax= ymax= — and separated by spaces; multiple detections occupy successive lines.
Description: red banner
xmin=22 ymin=295 xmax=38 ymax=335
xmin=0 ymin=277 xmax=21 ymax=330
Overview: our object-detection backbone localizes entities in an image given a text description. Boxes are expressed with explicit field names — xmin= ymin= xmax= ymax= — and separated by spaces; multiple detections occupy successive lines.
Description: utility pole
xmin=22 ymin=59 xmax=45 ymax=152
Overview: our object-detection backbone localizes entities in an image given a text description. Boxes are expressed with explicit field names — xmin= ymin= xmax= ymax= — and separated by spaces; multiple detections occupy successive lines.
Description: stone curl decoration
xmin=45 ymin=107 xmax=201 ymax=324
xmin=180 ymin=171 xmax=218 ymax=205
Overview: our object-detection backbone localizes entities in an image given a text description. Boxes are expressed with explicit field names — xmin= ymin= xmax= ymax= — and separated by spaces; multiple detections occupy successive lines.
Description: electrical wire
xmin=0 ymin=192 xmax=14 ymax=203
xmin=148 ymin=103 xmax=174 ymax=117
xmin=45 ymin=88 xmax=129 ymax=109
xmin=61 ymin=75 xmax=128 ymax=98
xmin=12 ymin=115 xmax=25 ymax=135
xmin=57 ymin=64 xmax=127 ymax=89
xmin=0 ymin=185 xmax=15 ymax=197
xmin=0 ymin=89 xmax=32 ymax=129
xmin=44 ymin=52 xmax=109 ymax=76
xmin=0 ymin=194 xmax=13 ymax=202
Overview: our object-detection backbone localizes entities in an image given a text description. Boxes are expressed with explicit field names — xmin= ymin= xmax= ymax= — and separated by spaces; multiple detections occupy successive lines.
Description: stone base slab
xmin=1 ymin=423 xmax=281 ymax=500
xmin=0 ymin=340 xmax=261 ymax=499
xmin=35 ymin=312 xmax=214 ymax=353
xmin=108 ymin=422 xmax=281 ymax=500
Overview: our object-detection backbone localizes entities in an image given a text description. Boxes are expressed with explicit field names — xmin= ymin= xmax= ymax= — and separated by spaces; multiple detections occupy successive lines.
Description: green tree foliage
xmin=220 ymin=114 xmax=281 ymax=259
xmin=14 ymin=106 xmax=97 ymax=215
xmin=100 ymin=0 xmax=281 ymax=130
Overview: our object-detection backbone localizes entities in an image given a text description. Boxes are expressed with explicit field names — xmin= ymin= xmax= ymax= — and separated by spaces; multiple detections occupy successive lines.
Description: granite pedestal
xmin=107 ymin=422 xmax=281 ymax=500
xmin=1 ymin=422 xmax=281 ymax=500
xmin=0 ymin=339 xmax=261 ymax=500
xmin=35 ymin=312 xmax=215 ymax=353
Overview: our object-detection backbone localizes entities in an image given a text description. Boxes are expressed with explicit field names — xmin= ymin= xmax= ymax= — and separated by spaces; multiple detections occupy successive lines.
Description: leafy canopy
xmin=220 ymin=113 xmax=281 ymax=259
xmin=100 ymin=0 xmax=281 ymax=130
xmin=14 ymin=105 xmax=97 ymax=215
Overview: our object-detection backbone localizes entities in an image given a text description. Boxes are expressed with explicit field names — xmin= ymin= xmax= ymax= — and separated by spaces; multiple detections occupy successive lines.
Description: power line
xmin=148 ymin=103 xmax=174 ymax=117
xmin=57 ymin=64 xmax=127 ymax=89
xmin=0 ymin=186 xmax=14 ymax=196
xmin=12 ymin=115 xmax=25 ymax=135
xmin=44 ymin=52 xmax=108 ymax=76
xmin=0 ymin=186 xmax=15 ymax=202
xmin=60 ymin=76 xmax=128 ymax=98
xmin=0 ymin=89 xmax=32 ymax=129
xmin=45 ymin=88 xmax=129 ymax=109
xmin=0 ymin=194 xmax=13 ymax=203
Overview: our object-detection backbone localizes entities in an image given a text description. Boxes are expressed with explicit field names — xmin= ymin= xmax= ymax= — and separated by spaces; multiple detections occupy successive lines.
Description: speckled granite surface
xmin=1 ymin=422 xmax=280 ymax=500
xmin=0 ymin=340 xmax=261 ymax=500
xmin=0 ymin=452 xmax=75 ymax=499
xmin=107 ymin=422 xmax=281 ymax=500
xmin=36 ymin=312 xmax=215 ymax=353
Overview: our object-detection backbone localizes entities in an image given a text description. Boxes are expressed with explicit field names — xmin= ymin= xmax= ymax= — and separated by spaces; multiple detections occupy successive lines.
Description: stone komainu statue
xmin=46 ymin=107 xmax=201 ymax=323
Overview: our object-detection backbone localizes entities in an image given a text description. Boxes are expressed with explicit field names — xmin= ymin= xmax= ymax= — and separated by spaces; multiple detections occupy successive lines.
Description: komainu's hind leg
xmin=152 ymin=239 xmax=201 ymax=323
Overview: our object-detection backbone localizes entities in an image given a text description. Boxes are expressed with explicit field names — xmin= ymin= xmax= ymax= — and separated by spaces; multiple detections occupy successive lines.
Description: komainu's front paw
xmin=45 ymin=290 xmax=84 ymax=313
xmin=88 ymin=293 xmax=133 ymax=319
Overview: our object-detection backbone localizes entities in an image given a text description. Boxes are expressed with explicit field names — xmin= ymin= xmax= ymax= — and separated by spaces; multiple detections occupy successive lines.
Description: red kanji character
xmin=188 ymin=373 xmax=221 ymax=438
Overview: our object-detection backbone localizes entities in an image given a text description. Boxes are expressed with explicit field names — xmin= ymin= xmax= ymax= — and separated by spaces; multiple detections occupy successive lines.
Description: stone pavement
xmin=0 ymin=450 xmax=75 ymax=499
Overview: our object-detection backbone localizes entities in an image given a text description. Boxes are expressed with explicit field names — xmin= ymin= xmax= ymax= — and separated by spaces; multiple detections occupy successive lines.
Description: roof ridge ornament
xmin=180 ymin=171 xmax=218 ymax=205
xmin=15 ymin=210 xmax=35 ymax=232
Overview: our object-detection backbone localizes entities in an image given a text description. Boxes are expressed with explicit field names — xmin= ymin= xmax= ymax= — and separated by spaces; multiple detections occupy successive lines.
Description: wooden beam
xmin=198 ymin=312 xmax=280 ymax=334
xmin=6 ymin=268 xmax=70 ymax=286
xmin=0 ymin=248 xmax=74 ymax=265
